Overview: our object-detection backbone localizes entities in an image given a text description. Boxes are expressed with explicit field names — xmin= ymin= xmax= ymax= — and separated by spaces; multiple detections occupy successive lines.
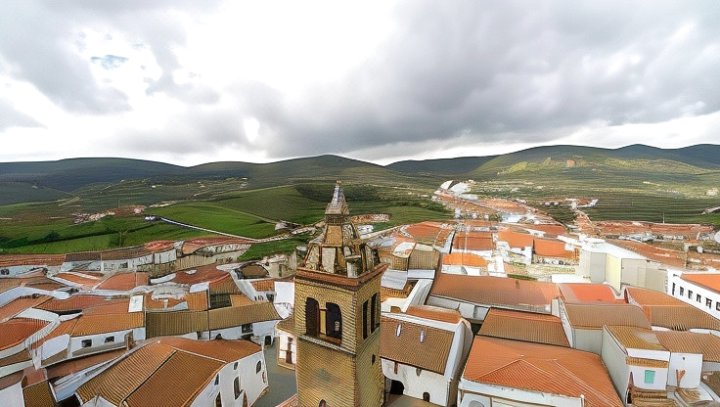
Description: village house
xmin=625 ymin=286 xmax=720 ymax=334
xmin=667 ymin=271 xmax=720 ymax=320
xmin=458 ymin=336 xmax=622 ymax=407
xmin=478 ymin=307 xmax=570 ymax=347
xmin=427 ymin=273 xmax=560 ymax=322
xmin=495 ymin=229 xmax=534 ymax=264
xmin=440 ymin=252 xmax=489 ymax=276
xmin=75 ymin=337 xmax=268 ymax=407
xmin=381 ymin=305 xmax=473 ymax=406
xmin=276 ymin=313 xmax=296 ymax=370
xmin=559 ymin=302 xmax=652 ymax=354
xmin=0 ymin=255 xmax=65 ymax=277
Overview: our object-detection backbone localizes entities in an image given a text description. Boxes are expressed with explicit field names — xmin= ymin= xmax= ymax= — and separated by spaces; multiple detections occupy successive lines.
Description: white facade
xmin=0 ymin=380 xmax=24 ymax=407
xmin=668 ymin=271 xmax=720 ymax=320
xmin=458 ymin=381 xmax=585 ymax=407
xmin=276 ymin=328 xmax=296 ymax=368
xmin=69 ymin=328 xmax=145 ymax=358
xmin=191 ymin=351 xmax=269 ymax=407
xmin=381 ymin=312 xmax=473 ymax=406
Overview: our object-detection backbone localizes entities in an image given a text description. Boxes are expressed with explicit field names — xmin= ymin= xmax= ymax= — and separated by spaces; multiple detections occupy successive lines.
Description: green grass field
xmin=150 ymin=202 xmax=278 ymax=238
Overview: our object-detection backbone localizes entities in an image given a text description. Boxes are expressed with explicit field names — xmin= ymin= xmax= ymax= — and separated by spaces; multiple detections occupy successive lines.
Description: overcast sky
xmin=1 ymin=1 xmax=718 ymax=165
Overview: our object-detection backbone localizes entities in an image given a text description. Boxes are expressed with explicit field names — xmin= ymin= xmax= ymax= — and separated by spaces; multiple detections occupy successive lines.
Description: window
xmin=716 ymin=301 xmax=720 ymax=312
xmin=671 ymin=282 xmax=676 ymax=295
xmin=372 ymin=354 xmax=376 ymax=364
xmin=242 ymin=324 xmax=252 ymax=333
xmin=362 ymin=300 xmax=369 ymax=339
xmin=104 ymin=336 xmax=115 ymax=343
xmin=256 ymin=361 xmax=262 ymax=374
xmin=688 ymin=290 xmax=693 ymax=299
xmin=707 ymin=298 xmax=712 ymax=309
xmin=81 ymin=339 xmax=92 ymax=348
xmin=233 ymin=362 xmax=239 ymax=370
xmin=326 ymin=303 xmax=342 ymax=340
xmin=416 ymin=367 xmax=422 ymax=376
xmin=680 ymin=287 xmax=684 ymax=296
xmin=644 ymin=370 xmax=655 ymax=384
xmin=234 ymin=377 xmax=241 ymax=399
xmin=697 ymin=294 xmax=702 ymax=303
xmin=305 ymin=298 xmax=320 ymax=336
xmin=214 ymin=375 xmax=219 ymax=385
xmin=423 ymin=392 xmax=430 ymax=402
xmin=371 ymin=294 xmax=379 ymax=332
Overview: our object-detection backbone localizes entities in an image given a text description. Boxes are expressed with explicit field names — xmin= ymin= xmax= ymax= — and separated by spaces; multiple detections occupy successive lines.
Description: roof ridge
xmin=121 ymin=348 xmax=178 ymax=405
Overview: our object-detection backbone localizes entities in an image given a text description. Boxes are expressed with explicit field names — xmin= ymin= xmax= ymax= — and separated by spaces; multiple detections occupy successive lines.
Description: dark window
xmin=233 ymin=362 xmax=238 ymax=370
xmin=326 ymin=302 xmax=342 ymax=340
xmin=242 ymin=324 xmax=252 ymax=333
xmin=319 ymin=400 xmax=327 ymax=407
xmin=256 ymin=361 xmax=262 ymax=374
xmin=688 ymin=290 xmax=693 ymax=299
xmin=697 ymin=294 xmax=702 ymax=303
xmin=423 ymin=392 xmax=430 ymax=402
xmin=305 ymin=298 xmax=320 ymax=336
xmin=234 ymin=377 xmax=241 ymax=399
xmin=716 ymin=301 xmax=720 ymax=311
xmin=707 ymin=298 xmax=712 ymax=309
xmin=81 ymin=339 xmax=92 ymax=348
xmin=680 ymin=287 xmax=684 ymax=296
xmin=104 ymin=336 xmax=114 ymax=343
xmin=372 ymin=354 xmax=376 ymax=364
xmin=371 ymin=294 xmax=378 ymax=332
xmin=362 ymin=300 xmax=369 ymax=339
xmin=214 ymin=375 xmax=219 ymax=385
xmin=671 ymin=283 xmax=676 ymax=295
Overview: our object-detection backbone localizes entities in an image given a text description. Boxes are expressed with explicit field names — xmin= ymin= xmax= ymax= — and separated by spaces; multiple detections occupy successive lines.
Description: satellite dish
xmin=715 ymin=231 xmax=720 ymax=244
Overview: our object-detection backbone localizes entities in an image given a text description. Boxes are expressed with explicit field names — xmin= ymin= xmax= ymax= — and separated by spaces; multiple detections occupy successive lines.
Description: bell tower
xmin=294 ymin=181 xmax=386 ymax=407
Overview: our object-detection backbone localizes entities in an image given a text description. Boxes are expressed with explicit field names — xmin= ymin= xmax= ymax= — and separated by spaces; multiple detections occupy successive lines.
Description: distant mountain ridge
xmin=1 ymin=144 xmax=718 ymax=196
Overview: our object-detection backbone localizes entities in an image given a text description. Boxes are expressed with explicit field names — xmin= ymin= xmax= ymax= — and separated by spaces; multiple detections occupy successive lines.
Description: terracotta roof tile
xmin=124 ymin=350 xmax=223 ymax=407
xmin=81 ymin=299 xmax=132 ymax=315
xmin=173 ymin=264 xmax=230 ymax=285
xmin=0 ymin=349 xmax=31 ymax=368
xmin=0 ymin=276 xmax=64 ymax=294
xmin=452 ymin=234 xmax=493 ymax=252
xmin=521 ymin=224 xmax=567 ymax=236
xmin=605 ymin=326 xmax=665 ymax=351
xmin=0 ymin=254 xmax=65 ymax=268
xmin=609 ymin=239 xmax=686 ymax=268
xmin=463 ymin=336 xmax=622 ymax=407
xmin=497 ymin=230 xmax=534 ymax=248
xmin=680 ymin=272 xmax=720 ymax=293
xmin=533 ymin=238 xmax=575 ymax=259
xmin=155 ymin=337 xmax=261 ymax=363
xmin=208 ymin=302 xmax=280 ymax=330
xmin=71 ymin=313 xmax=144 ymax=337
xmin=0 ymin=295 xmax=51 ymax=322
xmin=479 ymin=308 xmax=569 ymax=347
xmin=32 ymin=319 xmax=78 ymax=350
xmin=38 ymin=295 xmax=126 ymax=313
xmin=405 ymin=305 xmax=463 ymax=324
xmin=442 ymin=252 xmax=488 ymax=267
xmin=77 ymin=342 xmax=176 ymax=405
xmin=564 ymin=303 xmax=651 ymax=329
xmin=185 ymin=291 xmax=210 ymax=311
xmin=654 ymin=331 xmax=720 ymax=362
xmin=646 ymin=305 xmax=720 ymax=331
xmin=22 ymin=379 xmax=56 ymax=407
xmin=251 ymin=278 xmax=276 ymax=292
xmin=0 ymin=318 xmax=48 ymax=350
xmin=626 ymin=357 xmax=669 ymax=368
xmin=430 ymin=274 xmax=559 ymax=313
xmin=276 ymin=313 xmax=295 ymax=334
xmin=145 ymin=310 xmax=209 ymax=338
xmin=559 ymin=283 xmax=620 ymax=304
xmin=53 ymin=272 xmax=101 ymax=288
xmin=95 ymin=272 xmax=149 ymax=291
xmin=46 ymin=349 xmax=125 ymax=380
xmin=625 ymin=287 xmax=685 ymax=306
xmin=380 ymin=316 xmax=454 ymax=374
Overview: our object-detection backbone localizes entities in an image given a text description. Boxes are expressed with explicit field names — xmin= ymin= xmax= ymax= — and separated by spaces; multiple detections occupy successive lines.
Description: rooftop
xmin=646 ymin=304 xmax=720 ymax=331
xmin=533 ymin=238 xmax=575 ymax=259
xmin=380 ymin=316 xmax=455 ymax=375
xmin=95 ymin=272 xmax=149 ymax=291
xmin=71 ymin=312 xmax=144 ymax=337
xmin=605 ymin=325 xmax=665 ymax=351
xmin=0 ymin=318 xmax=48 ymax=350
xmin=563 ymin=303 xmax=651 ymax=330
xmin=463 ymin=336 xmax=622 ymax=407
xmin=430 ymin=274 xmax=560 ymax=313
xmin=0 ymin=254 xmax=65 ymax=268
xmin=680 ymin=272 xmax=720 ymax=293
xmin=0 ymin=295 xmax=51 ymax=322
xmin=497 ymin=229 xmax=534 ymax=249
xmin=654 ymin=331 xmax=720 ymax=362
xmin=441 ymin=252 xmax=488 ymax=267
xmin=479 ymin=308 xmax=569 ymax=347
xmin=625 ymin=286 xmax=685 ymax=306
xmin=559 ymin=283 xmax=620 ymax=304
xmin=405 ymin=305 xmax=463 ymax=324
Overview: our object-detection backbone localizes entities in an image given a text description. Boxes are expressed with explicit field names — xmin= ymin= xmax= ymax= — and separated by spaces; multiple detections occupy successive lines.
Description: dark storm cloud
xmin=239 ymin=0 xmax=720 ymax=157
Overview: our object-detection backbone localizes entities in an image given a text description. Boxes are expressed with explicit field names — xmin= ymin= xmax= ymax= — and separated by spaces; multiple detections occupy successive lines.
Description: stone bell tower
xmin=294 ymin=181 xmax=386 ymax=407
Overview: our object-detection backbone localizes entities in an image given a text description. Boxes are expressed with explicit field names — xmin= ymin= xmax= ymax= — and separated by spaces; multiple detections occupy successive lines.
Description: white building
xmin=458 ymin=335 xmax=622 ymax=407
xmin=75 ymin=337 xmax=268 ymax=407
xmin=668 ymin=271 xmax=720 ymax=320
xmin=381 ymin=306 xmax=473 ymax=406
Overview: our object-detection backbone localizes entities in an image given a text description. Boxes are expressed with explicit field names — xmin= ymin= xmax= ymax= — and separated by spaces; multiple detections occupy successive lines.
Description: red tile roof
xmin=0 ymin=295 xmax=51 ymax=322
xmin=442 ymin=252 xmax=488 ymax=267
xmin=0 ymin=254 xmax=65 ymax=268
xmin=46 ymin=349 xmax=125 ymax=379
xmin=95 ymin=272 xmax=149 ymax=291
xmin=463 ymin=336 xmax=622 ymax=407
xmin=559 ymin=283 xmax=620 ymax=304
xmin=172 ymin=264 xmax=228 ymax=285
xmin=610 ymin=239 xmax=686 ymax=268
xmin=71 ymin=313 xmax=144 ymax=336
xmin=625 ymin=287 xmax=684 ymax=306
xmin=405 ymin=305 xmax=463 ymax=324
xmin=38 ymin=295 xmax=127 ymax=313
xmin=452 ymin=235 xmax=493 ymax=252
xmin=533 ymin=238 xmax=575 ymax=259
xmin=430 ymin=274 xmax=560 ymax=313
xmin=497 ymin=230 xmax=534 ymax=249
xmin=0 ymin=318 xmax=48 ymax=350
xmin=479 ymin=308 xmax=569 ymax=347
xmin=680 ymin=272 xmax=720 ymax=293
xmin=563 ymin=303 xmax=651 ymax=330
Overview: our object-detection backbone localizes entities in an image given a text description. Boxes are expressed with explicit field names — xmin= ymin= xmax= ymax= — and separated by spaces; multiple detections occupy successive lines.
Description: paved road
xmin=256 ymin=341 xmax=297 ymax=407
